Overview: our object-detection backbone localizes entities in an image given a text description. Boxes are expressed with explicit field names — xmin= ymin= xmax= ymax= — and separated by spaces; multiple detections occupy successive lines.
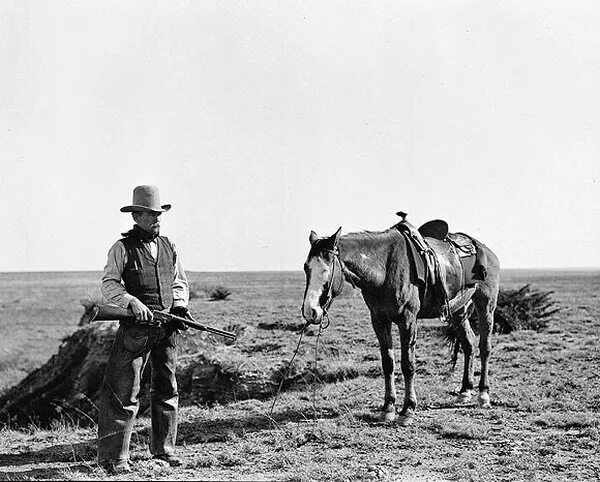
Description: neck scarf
xmin=121 ymin=225 xmax=158 ymax=243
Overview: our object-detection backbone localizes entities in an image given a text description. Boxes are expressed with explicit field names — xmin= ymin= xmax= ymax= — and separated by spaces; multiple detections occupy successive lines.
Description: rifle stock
xmin=92 ymin=304 xmax=136 ymax=321
xmin=90 ymin=304 xmax=236 ymax=340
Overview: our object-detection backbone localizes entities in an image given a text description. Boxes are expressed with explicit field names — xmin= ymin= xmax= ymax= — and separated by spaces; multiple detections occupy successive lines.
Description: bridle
xmin=319 ymin=247 xmax=344 ymax=314
xmin=302 ymin=245 xmax=345 ymax=326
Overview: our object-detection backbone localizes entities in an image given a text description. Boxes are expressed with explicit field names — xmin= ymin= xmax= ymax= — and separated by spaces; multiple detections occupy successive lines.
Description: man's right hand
xmin=129 ymin=298 xmax=153 ymax=323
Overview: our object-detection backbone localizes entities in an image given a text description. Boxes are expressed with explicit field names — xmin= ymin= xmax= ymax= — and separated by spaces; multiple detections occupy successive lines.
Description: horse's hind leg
xmin=473 ymin=292 xmax=497 ymax=408
xmin=452 ymin=301 xmax=476 ymax=404
xmin=371 ymin=312 xmax=397 ymax=423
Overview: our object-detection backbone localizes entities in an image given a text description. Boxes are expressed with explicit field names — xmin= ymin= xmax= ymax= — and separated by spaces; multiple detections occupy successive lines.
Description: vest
xmin=120 ymin=235 xmax=175 ymax=310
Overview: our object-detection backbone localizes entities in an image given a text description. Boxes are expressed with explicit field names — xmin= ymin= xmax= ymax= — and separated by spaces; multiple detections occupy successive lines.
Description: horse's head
xmin=302 ymin=227 xmax=344 ymax=325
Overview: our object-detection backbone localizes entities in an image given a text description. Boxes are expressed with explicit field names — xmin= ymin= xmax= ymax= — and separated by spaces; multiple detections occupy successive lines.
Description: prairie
xmin=0 ymin=269 xmax=599 ymax=481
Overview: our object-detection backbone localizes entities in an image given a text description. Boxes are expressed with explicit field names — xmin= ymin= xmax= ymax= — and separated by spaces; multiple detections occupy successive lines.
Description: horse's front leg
xmin=398 ymin=306 xmax=418 ymax=426
xmin=371 ymin=313 xmax=396 ymax=422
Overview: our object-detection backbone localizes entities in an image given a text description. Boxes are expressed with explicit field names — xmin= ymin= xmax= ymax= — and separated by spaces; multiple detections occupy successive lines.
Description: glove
xmin=169 ymin=306 xmax=191 ymax=331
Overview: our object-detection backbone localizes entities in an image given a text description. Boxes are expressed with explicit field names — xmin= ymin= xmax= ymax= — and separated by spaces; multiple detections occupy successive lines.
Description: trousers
xmin=97 ymin=322 xmax=179 ymax=466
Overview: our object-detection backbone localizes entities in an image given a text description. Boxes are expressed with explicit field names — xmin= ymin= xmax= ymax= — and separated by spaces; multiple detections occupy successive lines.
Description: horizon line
xmin=1 ymin=267 xmax=599 ymax=275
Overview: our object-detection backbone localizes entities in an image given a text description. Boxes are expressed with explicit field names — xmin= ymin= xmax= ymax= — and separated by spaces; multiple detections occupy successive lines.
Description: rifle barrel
xmin=91 ymin=305 xmax=236 ymax=340
xmin=183 ymin=319 xmax=237 ymax=339
xmin=154 ymin=311 xmax=236 ymax=339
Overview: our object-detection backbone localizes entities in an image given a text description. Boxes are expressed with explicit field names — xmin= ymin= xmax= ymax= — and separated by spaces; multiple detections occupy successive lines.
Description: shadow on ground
xmin=0 ymin=464 xmax=93 ymax=480
xmin=176 ymin=407 xmax=342 ymax=444
xmin=0 ymin=441 xmax=96 ymax=467
xmin=0 ymin=405 xmax=342 ymax=474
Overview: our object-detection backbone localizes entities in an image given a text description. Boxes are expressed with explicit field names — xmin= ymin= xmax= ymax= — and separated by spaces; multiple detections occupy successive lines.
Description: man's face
xmin=133 ymin=211 xmax=161 ymax=235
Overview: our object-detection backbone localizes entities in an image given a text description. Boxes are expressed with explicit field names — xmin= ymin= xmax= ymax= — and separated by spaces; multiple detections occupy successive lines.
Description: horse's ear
xmin=330 ymin=226 xmax=342 ymax=246
xmin=309 ymin=230 xmax=319 ymax=245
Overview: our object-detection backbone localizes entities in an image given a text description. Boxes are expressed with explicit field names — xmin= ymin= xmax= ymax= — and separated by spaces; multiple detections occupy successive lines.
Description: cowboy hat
xmin=120 ymin=185 xmax=172 ymax=213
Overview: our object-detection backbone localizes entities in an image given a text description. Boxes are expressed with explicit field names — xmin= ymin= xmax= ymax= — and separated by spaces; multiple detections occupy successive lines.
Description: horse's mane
xmin=342 ymin=228 xmax=395 ymax=241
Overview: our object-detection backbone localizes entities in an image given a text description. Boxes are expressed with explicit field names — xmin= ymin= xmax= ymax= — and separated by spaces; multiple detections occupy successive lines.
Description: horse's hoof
xmin=478 ymin=393 xmax=492 ymax=409
xmin=379 ymin=411 xmax=396 ymax=423
xmin=397 ymin=412 xmax=414 ymax=427
xmin=456 ymin=391 xmax=472 ymax=404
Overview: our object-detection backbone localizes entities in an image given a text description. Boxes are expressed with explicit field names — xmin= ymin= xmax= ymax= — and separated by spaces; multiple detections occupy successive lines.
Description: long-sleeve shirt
xmin=101 ymin=238 xmax=189 ymax=309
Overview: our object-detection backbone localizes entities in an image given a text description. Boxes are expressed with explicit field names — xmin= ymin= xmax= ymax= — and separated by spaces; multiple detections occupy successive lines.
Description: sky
xmin=1 ymin=0 xmax=599 ymax=272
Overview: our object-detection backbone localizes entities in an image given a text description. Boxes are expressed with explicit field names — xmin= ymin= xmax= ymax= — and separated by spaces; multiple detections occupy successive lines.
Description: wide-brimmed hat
xmin=120 ymin=185 xmax=172 ymax=213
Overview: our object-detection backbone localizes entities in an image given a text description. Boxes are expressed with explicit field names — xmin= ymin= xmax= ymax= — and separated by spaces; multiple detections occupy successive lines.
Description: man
xmin=98 ymin=185 xmax=191 ymax=474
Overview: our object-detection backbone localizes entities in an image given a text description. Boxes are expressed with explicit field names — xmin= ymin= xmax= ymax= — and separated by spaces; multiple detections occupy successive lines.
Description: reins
xmin=269 ymin=246 xmax=341 ymax=431
xmin=268 ymin=322 xmax=308 ymax=421
xmin=268 ymin=318 xmax=329 ymax=429
xmin=310 ymin=316 xmax=326 ymax=438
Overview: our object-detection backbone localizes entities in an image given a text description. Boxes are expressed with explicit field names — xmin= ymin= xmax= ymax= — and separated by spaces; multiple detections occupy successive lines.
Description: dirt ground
xmin=0 ymin=269 xmax=598 ymax=481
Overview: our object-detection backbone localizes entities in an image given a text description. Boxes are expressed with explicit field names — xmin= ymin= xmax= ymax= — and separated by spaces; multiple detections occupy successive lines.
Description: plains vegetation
xmin=0 ymin=269 xmax=598 ymax=480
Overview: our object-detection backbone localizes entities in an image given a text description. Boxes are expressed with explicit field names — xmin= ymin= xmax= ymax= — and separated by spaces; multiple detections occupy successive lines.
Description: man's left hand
xmin=169 ymin=306 xmax=191 ymax=331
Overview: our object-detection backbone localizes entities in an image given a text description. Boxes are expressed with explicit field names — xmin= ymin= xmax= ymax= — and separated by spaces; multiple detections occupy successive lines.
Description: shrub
xmin=208 ymin=285 xmax=232 ymax=301
xmin=188 ymin=282 xmax=232 ymax=301
xmin=442 ymin=284 xmax=560 ymax=363
xmin=490 ymin=284 xmax=560 ymax=334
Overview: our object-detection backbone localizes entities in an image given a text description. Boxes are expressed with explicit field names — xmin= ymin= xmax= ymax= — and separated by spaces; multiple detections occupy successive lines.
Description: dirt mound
xmin=0 ymin=323 xmax=310 ymax=428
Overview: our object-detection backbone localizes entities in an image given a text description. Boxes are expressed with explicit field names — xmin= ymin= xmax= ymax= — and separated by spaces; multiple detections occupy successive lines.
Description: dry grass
xmin=0 ymin=269 xmax=599 ymax=480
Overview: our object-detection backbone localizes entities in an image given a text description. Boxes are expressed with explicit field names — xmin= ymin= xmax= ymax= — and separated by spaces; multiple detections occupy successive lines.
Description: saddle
xmin=393 ymin=212 xmax=488 ymax=319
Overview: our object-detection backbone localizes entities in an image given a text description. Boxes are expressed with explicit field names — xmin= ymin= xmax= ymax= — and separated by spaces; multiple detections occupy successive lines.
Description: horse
xmin=301 ymin=221 xmax=500 ymax=426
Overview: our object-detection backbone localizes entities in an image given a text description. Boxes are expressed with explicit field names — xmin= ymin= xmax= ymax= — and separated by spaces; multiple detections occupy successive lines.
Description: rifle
xmin=87 ymin=303 xmax=236 ymax=340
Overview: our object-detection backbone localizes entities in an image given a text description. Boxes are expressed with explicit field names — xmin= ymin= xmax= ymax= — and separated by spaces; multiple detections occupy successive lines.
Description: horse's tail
xmin=440 ymin=297 xmax=476 ymax=369
xmin=440 ymin=320 xmax=461 ymax=370
xmin=450 ymin=335 xmax=461 ymax=369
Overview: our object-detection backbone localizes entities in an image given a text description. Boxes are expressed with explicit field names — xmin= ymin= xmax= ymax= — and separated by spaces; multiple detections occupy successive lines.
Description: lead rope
xmin=268 ymin=318 xmax=328 ymax=427
xmin=309 ymin=312 xmax=328 ymax=440
xmin=269 ymin=250 xmax=339 ymax=437
xmin=309 ymin=253 xmax=340 ymax=429
xmin=268 ymin=323 xmax=308 ymax=424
